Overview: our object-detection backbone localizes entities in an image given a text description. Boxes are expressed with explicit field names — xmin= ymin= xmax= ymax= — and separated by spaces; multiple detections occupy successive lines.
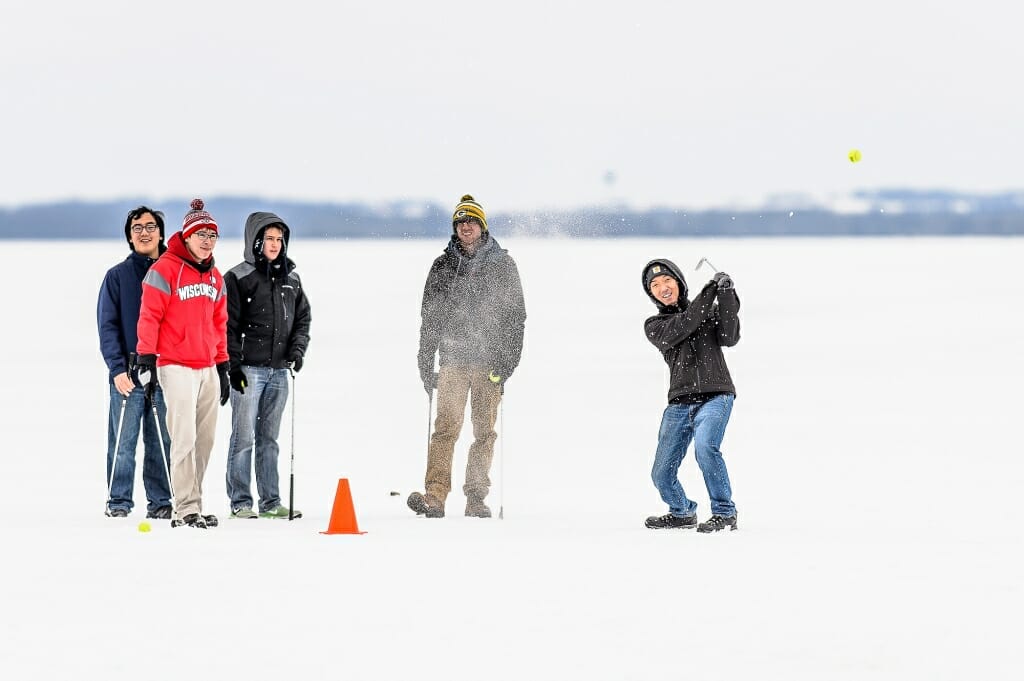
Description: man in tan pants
xmin=137 ymin=199 xmax=231 ymax=529
xmin=426 ymin=367 xmax=501 ymax=511
xmin=409 ymin=195 xmax=526 ymax=519
xmin=158 ymin=365 xmax=221 ymax=522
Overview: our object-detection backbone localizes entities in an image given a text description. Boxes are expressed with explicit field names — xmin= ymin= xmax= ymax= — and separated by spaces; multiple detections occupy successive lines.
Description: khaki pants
xmin=158 ymin=364 xmax=220 ymax=519
xmin=425 ymin=366 xmax=502 ymax=505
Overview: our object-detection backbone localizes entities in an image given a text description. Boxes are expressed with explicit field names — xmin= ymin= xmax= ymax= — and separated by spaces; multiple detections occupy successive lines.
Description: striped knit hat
xmin=452 ymin=194 xmax=487 ymax=232
xmin=181 ymin=198 xmax=218 ymax=239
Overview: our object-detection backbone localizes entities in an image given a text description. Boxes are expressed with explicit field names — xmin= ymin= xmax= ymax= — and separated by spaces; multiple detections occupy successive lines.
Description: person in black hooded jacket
xmin=642 ymin=258 xmax=741 ymax=533
xmin=223 ymin=211 xmax=311 ymax=519
xmin=407 ymin=195 xmax=526 ymax=519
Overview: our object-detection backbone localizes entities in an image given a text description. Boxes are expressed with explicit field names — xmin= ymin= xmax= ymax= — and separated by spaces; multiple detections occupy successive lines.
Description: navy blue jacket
xmin=97 ymin=251 xmax=160 ymax=383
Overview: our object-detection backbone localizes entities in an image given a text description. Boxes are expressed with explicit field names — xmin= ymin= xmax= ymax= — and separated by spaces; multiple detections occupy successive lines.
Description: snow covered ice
xmin=3 ymin=236 xmax=1022 ymax=680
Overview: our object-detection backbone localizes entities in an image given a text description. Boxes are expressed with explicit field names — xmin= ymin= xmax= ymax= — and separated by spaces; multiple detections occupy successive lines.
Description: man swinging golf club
xmin=642 ymin=258 xmax=742 ymax=533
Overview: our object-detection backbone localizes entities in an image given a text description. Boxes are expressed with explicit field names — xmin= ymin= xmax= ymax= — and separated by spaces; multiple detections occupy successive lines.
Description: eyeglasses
xmin=454 ymin=217 xmax=480 ymax=226
xmin=131 ymin=223 xmax=159 ymax=234
xmin=193 ymin=231 xmax=219 ymax=242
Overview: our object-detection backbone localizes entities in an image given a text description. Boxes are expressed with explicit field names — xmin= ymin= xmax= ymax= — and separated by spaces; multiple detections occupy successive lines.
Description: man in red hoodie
xmin=137 ymin=199 xmax=231 ymax=529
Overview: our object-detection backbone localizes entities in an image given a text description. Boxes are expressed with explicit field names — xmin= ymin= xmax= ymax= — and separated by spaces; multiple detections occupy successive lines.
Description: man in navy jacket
xmin=97 ymin=206 xmax=173 ymax=518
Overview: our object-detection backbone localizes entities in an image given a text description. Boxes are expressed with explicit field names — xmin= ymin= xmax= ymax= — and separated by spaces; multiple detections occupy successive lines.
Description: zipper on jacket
xmin=692 ymin=339 xmax=702 ymax=391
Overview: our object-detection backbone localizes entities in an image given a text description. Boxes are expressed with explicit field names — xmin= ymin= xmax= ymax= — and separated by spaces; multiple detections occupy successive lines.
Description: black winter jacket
xmin=418 ymin=233 xmax=526 ymax=380
xmin=643 ymin=259 xmax=740 ymax=403
xmin=225 ymin=212 xmax=311 ymax=371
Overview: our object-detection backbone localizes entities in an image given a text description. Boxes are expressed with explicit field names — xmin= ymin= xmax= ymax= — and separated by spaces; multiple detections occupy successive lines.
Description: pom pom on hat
xmin=452 ymin=194 xmax=487 ymax=232
xmin=182 ymin=198 xmax=219 ymax=239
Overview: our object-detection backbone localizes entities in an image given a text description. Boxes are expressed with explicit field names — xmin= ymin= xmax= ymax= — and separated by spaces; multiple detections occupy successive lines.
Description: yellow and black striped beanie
xmin=452 ymin=194 xmax=487 ymax=232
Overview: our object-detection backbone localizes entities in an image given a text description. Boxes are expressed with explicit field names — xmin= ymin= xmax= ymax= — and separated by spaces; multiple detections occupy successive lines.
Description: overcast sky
xmin=3 ymin=1 xmax=1021 ymax=212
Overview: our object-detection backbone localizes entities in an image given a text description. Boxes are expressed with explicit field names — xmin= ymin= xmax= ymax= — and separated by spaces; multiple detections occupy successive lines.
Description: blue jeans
xmin=651 ymin=394 xmax=736 ymax=518
xmin=226 ymin=366 xmax=289 ymax=512
xmin=106 ymin=383 xmax=173 ymax=513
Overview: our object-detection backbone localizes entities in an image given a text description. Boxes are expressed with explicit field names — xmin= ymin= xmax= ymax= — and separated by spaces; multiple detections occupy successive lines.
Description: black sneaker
xmin=202 ymin=514 xmax=219 ymax=528
xmin=171 ymin=513 xmax=208 ymax=529
xmin=645 ymin=513 xmax=697 ymax=529
xmin=697 ymin=515 xmax=738 ymax=533
xmin=105 ymin=508 xmax=129 ymax=518
xmin=407 ymin=492 xmax=445 ymax=518
xmin=147 ymin=506 xmax=173 ymax=520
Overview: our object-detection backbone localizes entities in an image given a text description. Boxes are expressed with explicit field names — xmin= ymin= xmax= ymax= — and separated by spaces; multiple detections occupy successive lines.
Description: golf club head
xmin=695 ymin=257 xmax=719 ymax=273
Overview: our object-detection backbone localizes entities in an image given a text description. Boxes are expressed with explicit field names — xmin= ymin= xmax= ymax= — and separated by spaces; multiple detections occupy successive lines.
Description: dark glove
xmin=217 ymin=362 xmax=230 ymax=406
xmin=488 ymin=369 xmax=508 ymax=393
xmin=713 ymin=272 xmax=734 ymax=290
xmin=229 ymin=367 xmax=247 ymax=394
xmin=288 ymin=354 xmax=304 ymax=373
xmin=421 ymin=370 xmax=438 ymax=395
xmin=137 ymin=354 xmax=158 ymax=401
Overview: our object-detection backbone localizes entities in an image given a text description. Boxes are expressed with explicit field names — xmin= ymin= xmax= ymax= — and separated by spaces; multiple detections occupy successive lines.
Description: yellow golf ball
xmin=138 ymin=521 xmax=152 ymax=533
xmin=848 ymin=149 xmax=862 ymax=163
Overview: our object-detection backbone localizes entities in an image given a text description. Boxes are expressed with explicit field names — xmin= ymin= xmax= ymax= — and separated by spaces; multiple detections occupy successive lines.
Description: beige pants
xmin=425 ymin=366 xmax=502 ymax=505
xmin=158 ymin=364 xmax=220 ymax=519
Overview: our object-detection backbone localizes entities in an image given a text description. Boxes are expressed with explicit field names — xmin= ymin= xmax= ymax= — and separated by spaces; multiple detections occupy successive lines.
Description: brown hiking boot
xmin=407 ymin=492 xmax=445 ymax=518
xmin=465 ymin=498 xmax=492 ymax=518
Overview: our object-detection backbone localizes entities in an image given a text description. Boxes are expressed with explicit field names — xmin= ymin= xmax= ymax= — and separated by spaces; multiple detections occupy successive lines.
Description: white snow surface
xmin=3 ymin=237 xmax=1022 ymax=680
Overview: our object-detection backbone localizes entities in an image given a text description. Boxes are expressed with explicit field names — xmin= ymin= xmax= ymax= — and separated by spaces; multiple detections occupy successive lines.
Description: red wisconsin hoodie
xmin=137 ymin=232 xmax=228 ymax=368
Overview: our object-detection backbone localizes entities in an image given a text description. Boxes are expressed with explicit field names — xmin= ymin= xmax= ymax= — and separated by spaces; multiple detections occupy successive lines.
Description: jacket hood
xmin=444 ymin=231 xmax=504 ymax=262
xmin=243 ymin=212 xmax=291 ymax=265
xmin=642 ymin=258 xmax=689 ymax=309
xmin=128 ymin=250 xmax=160 ymax=267
xmin=166 ymin=232 xmax=215 ymax=272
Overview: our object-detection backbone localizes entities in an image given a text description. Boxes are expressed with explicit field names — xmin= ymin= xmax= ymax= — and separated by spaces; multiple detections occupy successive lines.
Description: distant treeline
xmin=2 ymin=190 xmax=1022 ymax=238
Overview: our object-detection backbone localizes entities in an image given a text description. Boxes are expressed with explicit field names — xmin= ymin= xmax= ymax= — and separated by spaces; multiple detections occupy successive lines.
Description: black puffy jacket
xmin=225 ymin=212 xmax=311 ymax=371
xmin=642 ymin=259 xmax=740 ymax=402
xmin=418 ymin=233 xmax=526 ymax=380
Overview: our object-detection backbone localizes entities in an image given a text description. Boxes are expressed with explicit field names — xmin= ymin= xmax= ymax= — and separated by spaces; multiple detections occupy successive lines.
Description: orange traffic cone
xmin=320 ymin=478 xmax=367 ymax=535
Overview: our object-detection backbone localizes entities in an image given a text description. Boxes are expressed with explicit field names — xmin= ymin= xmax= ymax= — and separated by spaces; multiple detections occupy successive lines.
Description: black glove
xmin=288 ymin=354 xmax=304 ymax=373
xmin=421 ymin=370 xmax=438 ymax=395
xmin=488 ymin=369 xmax=507 ymax=387
xmin=137 ymin=354 xmax=158 ymax=401
xmin=229 ymin=367 xmax=247 ymax=394
xmin=713 ymin=272 xmax=734 ymax=290
xmin=217 ymin=362 xmax=230 ymax=406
